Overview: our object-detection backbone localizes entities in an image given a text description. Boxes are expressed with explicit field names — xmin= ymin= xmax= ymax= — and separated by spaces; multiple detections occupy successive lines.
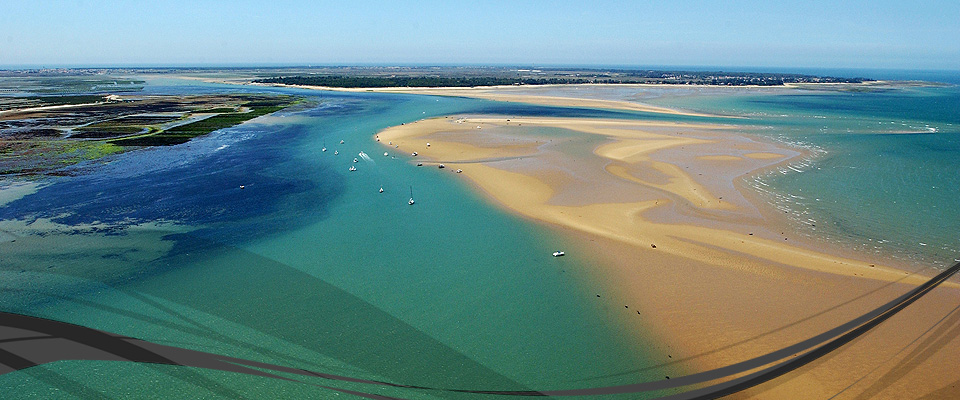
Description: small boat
xmin=349 ymin=166 xmax=356 ymax=172
xmin=334 ymin=150 xmax=339 ymax=155
xmin=417 ymin=163 xmax=423 ymax=166
xmin=438 ymin=164 xmax=445 ymax=169
xmin=384 ymin=152 xmax=388 ymax=156
xmin=426 ymin=142 xmax=430 ymax=147
xmin=456 ymin=169 xmax=463 ymax=173
xmin=379 ymin=187 xmax=384 ymax=193
xmin=353 ymin=158 xmax=358 ymax=163
xmin=322 ymin=147 xmax=327 ymax=152
xmin=340 ymin=140 xmax=345 ymax=144
xmin=239 ymin=185 xmax=245 ymax=189
xmin=552 ymin=251 xmax=565 ymax=257
xmin=412 ymin=152 xmax=418 ymax=156
xmin=408 ymin=186 xmax=415 ymax=205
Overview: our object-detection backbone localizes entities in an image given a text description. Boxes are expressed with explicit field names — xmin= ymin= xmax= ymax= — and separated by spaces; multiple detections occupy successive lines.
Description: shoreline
xmin=377 ymin=116 xmax=928 ymax=283
xmin=251 ymin=82 xmax=716 ymax=117
xmin=375 ymin=115 xmax=960 ymax=398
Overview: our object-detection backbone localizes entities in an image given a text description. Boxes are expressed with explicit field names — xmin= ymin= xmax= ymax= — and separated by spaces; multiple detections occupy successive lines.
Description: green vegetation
xmin=258 ymin=76 xmax=526 ymax=88
xmin=190 ymin=107 xmax=238 ymax=113
xmin=0 ymin=140 xmax=125 ymax=176
xmin=256 ymin=70 xmax=868 ymax=88
xmin=110 ymin=98 xmax=292 ymax=146
xmin=1 ymin=92 xmax=300 ymax=176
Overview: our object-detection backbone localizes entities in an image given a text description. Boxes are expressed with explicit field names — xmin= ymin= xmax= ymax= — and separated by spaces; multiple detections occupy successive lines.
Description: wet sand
xmin=376 ymin=115 xmax=960 ymax=399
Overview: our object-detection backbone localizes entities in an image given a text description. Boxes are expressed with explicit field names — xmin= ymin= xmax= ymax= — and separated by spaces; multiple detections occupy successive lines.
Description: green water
xmin=0 ymin=84 xmax=677 ymax=399
xmin=5 ymin=75 xmax=958 ymax=398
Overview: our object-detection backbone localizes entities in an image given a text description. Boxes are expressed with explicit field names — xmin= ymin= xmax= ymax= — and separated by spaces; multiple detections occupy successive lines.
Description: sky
xmin=2 ymin=0 xmax=959 ymax=70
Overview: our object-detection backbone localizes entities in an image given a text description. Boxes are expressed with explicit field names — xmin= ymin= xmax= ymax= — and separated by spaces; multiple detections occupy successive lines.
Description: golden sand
xmin=379 ymin=116 xmax=923 ymax=282
xmin=378 ymin=115 xmax=960 ymax=399
xmin=745 ymin=152 xmax=788 ymax=159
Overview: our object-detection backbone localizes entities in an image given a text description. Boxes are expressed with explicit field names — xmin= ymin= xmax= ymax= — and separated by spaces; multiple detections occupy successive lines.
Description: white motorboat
xmin=552 ymin=251 xmax=565 ymax=257
xmin=349 ymin=166 xmax=356 ymax=172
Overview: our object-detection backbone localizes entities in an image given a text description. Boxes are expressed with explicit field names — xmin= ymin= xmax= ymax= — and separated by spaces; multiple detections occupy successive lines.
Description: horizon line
xmin=2 ymin=63 xmax=960 ymax=74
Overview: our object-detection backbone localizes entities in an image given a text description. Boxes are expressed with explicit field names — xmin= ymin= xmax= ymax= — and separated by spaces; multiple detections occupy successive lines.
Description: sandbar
xmin=377 ymin=115 xmax=960 ymax=399
xmin=252 ymin=82 xmax=718 ymax=117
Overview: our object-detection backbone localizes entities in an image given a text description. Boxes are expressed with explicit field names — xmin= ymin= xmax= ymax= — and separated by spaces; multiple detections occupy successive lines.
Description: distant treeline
xmin=257 ymin=76 xmax=557 ymax=88
xmin=255 ymin=72 xmax=868 ymax=88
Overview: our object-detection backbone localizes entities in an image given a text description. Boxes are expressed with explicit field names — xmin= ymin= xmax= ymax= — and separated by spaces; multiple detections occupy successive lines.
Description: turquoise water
xmin=648 ymin=81 xmax=960 ymax=269
xmin=3 ymin=74 xmax=959 ymax=398
xmin=0 ymin=81 xmax=679 ymax=399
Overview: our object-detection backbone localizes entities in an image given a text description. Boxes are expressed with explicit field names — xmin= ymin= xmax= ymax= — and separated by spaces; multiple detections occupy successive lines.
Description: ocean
xmin=1 ymin=72 xmax=958 ymax=398
xmin=0 ymin=80 xmax=674 ymax=399
xmin=645 ymin=78 xmax=960 ymax=269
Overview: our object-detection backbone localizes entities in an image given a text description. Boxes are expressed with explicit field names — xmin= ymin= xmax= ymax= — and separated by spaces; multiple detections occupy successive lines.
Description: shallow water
xmin=0 ymin=80 xmax=680 ymax=398
xmin=3 ymin=74 xmax=958 ymax=398
xmin=648 ymin=80 xmax=960 ymax=269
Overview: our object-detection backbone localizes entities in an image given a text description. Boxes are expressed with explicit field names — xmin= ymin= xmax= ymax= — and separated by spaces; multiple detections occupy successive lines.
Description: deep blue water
xmin=0 ymin=80 xmax=681 ymax=399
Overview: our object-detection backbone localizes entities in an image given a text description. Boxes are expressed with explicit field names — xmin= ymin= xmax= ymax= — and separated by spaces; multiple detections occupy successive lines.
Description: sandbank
xmin=251 ymin=82 xmax=718 ymax=117
xmin=377 ymin=115 xmax=960 ymax=398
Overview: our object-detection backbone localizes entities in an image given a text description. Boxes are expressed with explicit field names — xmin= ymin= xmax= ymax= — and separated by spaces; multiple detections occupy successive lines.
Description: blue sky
xmin=2 ymin=0 xmax=958 ymax=69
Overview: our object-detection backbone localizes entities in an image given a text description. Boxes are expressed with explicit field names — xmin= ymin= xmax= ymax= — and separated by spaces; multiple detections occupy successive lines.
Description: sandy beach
xmin=250 ymin=82 xmax=722 ymax=117
xmin=376 ymin=115 xmax=960 ymax=398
